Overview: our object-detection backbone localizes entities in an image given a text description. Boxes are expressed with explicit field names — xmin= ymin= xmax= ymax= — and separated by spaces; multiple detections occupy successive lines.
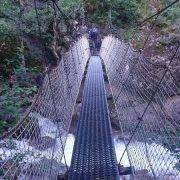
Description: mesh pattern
xmin=0 ymin=37 xmax=90 ymax=180
xmin=69 ymin=56 xmax=119 ymax=180
xmin=100 ymin=36 xmax=180 ymax=179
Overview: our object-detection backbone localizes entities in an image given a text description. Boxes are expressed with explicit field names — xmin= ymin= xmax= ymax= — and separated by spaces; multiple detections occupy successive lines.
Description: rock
xmin=130 ymin=169 xmax=153 ymax=180
xmin=164 ymin=96 xmax=180 ymax=128
xmin=150 ymin=55 xmax=166 ymax=66
xmin=29 ymin=136 xmax=56 ymax=150
xmin=1 ymin=161 xmax=20 ymax=180
xmin=57 ymin=172 xmax=68 ymax=180
xmin=105 ymin=83 xmax=112 ymax=98
xmin=12 ymin=117 xmax=41 ymax=140
xmin=172 ymin=65 xmax=180 ymax=84
xmin=115 ymin=100 xmax=167 ymax=135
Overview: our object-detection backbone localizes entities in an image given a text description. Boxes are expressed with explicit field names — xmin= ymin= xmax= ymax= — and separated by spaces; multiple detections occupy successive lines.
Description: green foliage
xmin=0 ymin=121 xmax=8 ymax=134
xmin=121 ymin=28 xmax=135 ymax=41
xmin=23 ymin=8 xmax=53 ymax=38
xmin=0 ymin=0 xmax=179 ymax=137
xmin=0 ymin=20 xmax=17 ymax=41
xmin=151 ymin=1 xmax=180 ymax=29
xmin=136 ymin=0 xmax=152 ymax=18
xmin=59 ymin=0 xmax=83 ymax=13
xmin=0 ymin=88 xmax=20 ymax=126
xmin=84 ymin=0 xmax=149 ymax=28
xmin=0 ymin=0 xmax=20 ymax=21
xmin=111 ymin=0 xmax=140 ymax=26
xmin=0 ymin=101 xmax=19 ymax=134
xmin=14 ymin=68 xmax=32 ymax=86
xmin=0 ymin=83 xmax=37 ymax=134
xmin=0 ymin=18 xmax=21 ymax=77
xmin=0 ymin=0 xmax=20 ymax=62
xmin=161 ymin=5 xmax=180 ymax=27
xmin=11 ymin=86 xmax=37 ymax=98
xmin=155 ymin=5 xmax=180 ymax=29
xmin=0 ymin=1 xmax=54 ymax=79
xmin=165 ymin=6 xmax=180 ymax=23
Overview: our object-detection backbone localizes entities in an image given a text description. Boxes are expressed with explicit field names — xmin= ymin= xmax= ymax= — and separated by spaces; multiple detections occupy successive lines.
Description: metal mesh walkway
xmin=69 ymin=56 xmax=119 ymax=180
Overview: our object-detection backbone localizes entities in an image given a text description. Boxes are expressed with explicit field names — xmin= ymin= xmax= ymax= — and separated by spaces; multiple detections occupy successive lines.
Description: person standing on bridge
xmin=88 ymin=26 xmax=99 ymax=55
xmin=35 ymin=73 xmax=43 ymax=89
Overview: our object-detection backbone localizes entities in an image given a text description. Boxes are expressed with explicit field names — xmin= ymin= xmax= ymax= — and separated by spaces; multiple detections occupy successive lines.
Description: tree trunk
xmin=52 ymin=0 xmax=59 ymax=60
xmin=19 ymin=0 xmax=26 ymax=68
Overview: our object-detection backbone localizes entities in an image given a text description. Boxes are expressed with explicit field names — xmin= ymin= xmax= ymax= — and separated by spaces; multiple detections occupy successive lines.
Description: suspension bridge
xmin=0 ymin=0 xmax=180 ymax=179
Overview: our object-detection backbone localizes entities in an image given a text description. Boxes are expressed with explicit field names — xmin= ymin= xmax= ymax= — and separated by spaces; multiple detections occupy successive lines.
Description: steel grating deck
xmin=69 ymin=56 xmax=119 ymax=180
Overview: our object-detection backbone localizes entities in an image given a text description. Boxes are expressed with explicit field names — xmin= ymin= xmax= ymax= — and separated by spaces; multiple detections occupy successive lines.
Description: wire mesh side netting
xmin=100 ymin=35 xmax=180 ymax=179
xmin=0 ymin=37 xmax=90 ymax=180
